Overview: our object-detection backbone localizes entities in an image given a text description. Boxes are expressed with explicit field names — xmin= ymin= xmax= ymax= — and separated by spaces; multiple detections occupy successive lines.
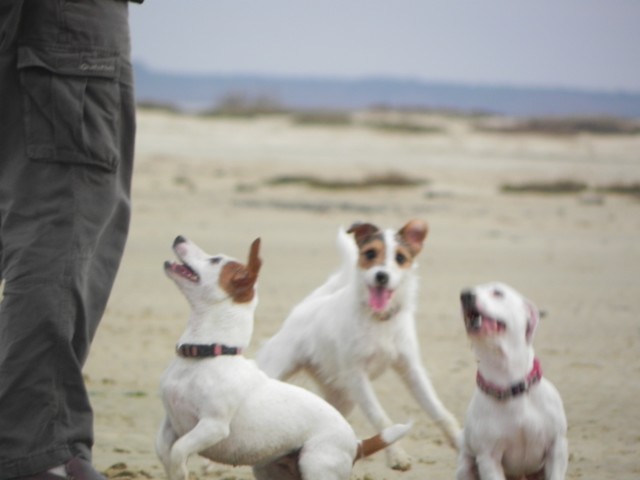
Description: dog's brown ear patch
xmin=222 ymin=238 xmax=262 ymax=303
xmin=397 ymin=219 xmax=428 ymax=255
xmin=348 ymin=222 xmax=381 ymax=248
xmin=246 ymin=238 xmax=262 ymax=279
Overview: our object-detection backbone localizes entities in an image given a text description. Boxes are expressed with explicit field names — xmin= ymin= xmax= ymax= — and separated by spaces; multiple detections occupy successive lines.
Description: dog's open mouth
xmin=164 ymin=260 xmax=200 ymax=283
xmin=462 ymin=305 xmax=506 ymax=334
xmin=368 ymin=286 xmax=394 ymax=312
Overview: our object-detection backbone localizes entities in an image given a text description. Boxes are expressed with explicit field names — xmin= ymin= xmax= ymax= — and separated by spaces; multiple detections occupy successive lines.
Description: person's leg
xmin=0 ymin=0 xmax=135 ymax=477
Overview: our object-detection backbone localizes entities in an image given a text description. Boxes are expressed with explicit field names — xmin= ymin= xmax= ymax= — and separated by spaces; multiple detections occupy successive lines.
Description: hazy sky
xmin=129 ymin=0 xmax=640 ymax=93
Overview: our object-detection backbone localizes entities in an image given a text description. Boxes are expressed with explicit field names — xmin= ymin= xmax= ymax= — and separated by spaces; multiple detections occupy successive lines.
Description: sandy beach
xmin=84 ymin=109 xmax=640 ymax=479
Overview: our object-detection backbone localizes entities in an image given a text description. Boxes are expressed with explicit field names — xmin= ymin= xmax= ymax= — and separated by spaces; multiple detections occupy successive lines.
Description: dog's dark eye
xmin=364 ymin=249 xmax=377 ymax=261
xmin=210 ymin=256 xmax=222 ymax=264
xmin=396 ymin=252 xmax=407 ymax=265
xmin=492 ymin=288 xmax=504 ymax=298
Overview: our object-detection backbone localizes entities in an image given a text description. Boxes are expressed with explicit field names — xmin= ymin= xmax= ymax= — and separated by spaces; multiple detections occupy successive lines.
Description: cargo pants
xmin=0 ymin=1 xmax=135 ymax=477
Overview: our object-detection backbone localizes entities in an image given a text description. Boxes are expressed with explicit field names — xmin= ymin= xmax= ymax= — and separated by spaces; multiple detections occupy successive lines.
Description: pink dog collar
xmin=476 ymin=357 xmax=542 ymax=401
xmin=176 ymin=343 xmax=243 ymax=358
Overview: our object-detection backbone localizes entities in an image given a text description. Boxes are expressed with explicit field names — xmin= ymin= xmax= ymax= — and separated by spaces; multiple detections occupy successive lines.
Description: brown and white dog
xmin=456 ymin=282 xmax=568 ymax=480
xmin=156 ymin=236 xmax=411 ymax=480
xmin=256 ymin=220 xmax=461 ymax=471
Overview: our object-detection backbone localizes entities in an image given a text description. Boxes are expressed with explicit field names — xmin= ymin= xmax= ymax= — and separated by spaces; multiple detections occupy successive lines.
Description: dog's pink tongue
xmin=369 ymin=287 xmax=393 ymax=312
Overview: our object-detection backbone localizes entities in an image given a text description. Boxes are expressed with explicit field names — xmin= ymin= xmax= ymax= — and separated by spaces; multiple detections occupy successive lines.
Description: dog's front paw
xmin=386 ymin=445 xmax=412 ymax=471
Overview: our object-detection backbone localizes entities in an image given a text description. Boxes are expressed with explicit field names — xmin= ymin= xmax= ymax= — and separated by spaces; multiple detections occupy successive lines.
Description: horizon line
xmin=133 ymin=60 xmax=640 ymax=97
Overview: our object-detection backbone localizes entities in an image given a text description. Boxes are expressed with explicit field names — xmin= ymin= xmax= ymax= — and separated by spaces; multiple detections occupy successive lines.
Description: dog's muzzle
xmin=460 ymin=290 xmax=475 ymax=311
xmin=460 ymin=289 xmax=507 ymax=333
xmin=460 ymin=290 xmax=482 ymax=331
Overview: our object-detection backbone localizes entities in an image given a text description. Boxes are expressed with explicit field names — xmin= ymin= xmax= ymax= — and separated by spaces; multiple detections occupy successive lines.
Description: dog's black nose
xmin=173 ymin=235 xmax=187 ymax=247
xmin=460 ymin=289 xmax=475 ymax=309
xmin=375 ymin=271 xmax=389 ymax=286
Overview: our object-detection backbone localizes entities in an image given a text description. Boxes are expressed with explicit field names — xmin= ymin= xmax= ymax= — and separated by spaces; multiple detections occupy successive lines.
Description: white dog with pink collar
xmin=457 ymin=282 xmax=568 ymax=480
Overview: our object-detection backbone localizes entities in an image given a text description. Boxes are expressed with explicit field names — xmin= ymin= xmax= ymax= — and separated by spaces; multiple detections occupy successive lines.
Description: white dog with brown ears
xmin=156 ymin=236 xmax=411 ymax=480
xmin=256 ymin=219 xmax=461 ymax=471
xmin=457 ymin=282 xmax=568 ymax=480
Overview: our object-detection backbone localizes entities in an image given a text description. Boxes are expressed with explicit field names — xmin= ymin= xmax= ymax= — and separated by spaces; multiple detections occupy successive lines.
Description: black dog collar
xmin=176 ymin=343 xmax=243 ymax=358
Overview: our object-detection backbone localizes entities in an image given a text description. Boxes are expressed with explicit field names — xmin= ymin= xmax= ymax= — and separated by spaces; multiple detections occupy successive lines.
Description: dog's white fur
xmin=156 ymin=236 xmax=411 ymax=480
xmin=256 ymin=220 xmax=461 ymax=471
xmin=457 ymin=282 xmax=568 ymax=480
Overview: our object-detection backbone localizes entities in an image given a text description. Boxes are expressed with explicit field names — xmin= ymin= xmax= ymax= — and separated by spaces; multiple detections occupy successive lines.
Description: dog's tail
xmin=304 ymin=227 xmax=358 ymax=302
xmin=326 ymin=226 xmax=358 ymax=286
xmin=354 ymin=422 xmax=412 ymax=463
xmin=336 ymin=226 xmax=358 ymax=267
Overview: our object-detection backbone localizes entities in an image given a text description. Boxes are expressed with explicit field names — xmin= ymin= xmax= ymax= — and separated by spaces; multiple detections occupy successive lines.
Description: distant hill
xmin=134 ymin=63 xmax=640 ymax=119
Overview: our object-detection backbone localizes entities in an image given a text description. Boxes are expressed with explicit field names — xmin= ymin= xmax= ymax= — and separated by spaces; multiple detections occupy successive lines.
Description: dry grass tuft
xmin=596 ymin=182 xmax=640 ymax=198
xmin=291 ymin=110 xmax=353 ymax=126
xmin=267 ymin=171 xmax=427 ymax=190
xmin=477 ymin=116 xmax=640 ymax=136
xmin=500 ymin=180 xmax=588 ymax=194
xmin=363 ymin=118 xmax=444 ymax=134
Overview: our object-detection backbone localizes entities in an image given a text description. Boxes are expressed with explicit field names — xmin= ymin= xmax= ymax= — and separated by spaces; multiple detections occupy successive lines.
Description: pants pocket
xmin=17 ymin=45 xmax=121 ymax=172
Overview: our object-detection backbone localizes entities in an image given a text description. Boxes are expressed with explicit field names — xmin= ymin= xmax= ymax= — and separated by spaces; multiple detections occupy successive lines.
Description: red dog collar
xmin=176 ymin=343 xmax=243 ymax=358
xmin=476 ymin=358 xmax=542 ymax=401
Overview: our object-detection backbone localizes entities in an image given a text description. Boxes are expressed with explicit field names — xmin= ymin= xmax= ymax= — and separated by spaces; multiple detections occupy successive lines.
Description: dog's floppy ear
xmin=347 ymin=222 xmax=380 ymax=248
xmin=246 ymin=237 xmax=262 ymax=278
xmin=228 ymin=238 xmax=262 ymax=303
xmin=397 ymin=219 xmax=429 ymax=255
xmin=524 ymin=298 xmax=540 ymax=344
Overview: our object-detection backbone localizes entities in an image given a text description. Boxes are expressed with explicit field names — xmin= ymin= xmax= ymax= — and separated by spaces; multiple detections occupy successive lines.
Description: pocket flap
xmin=17 ymin=46 xmax=119 ymax=79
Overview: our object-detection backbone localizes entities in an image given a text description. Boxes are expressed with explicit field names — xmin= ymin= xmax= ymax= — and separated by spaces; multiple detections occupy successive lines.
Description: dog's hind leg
xmin=253 ymin=451 xmax=302 ymax=480
xmin=254 ymin=465 xmax=300 ymax=480
xmin=297 ymin=443 xmax=353 ymax=480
